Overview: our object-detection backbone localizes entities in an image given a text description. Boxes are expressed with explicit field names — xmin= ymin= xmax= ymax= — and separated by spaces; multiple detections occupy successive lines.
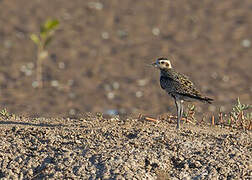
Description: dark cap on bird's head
xmin=157 ymin=57 xmax=169 ymax=61
xmin=152 ymin=57 xmax=172 ymax=69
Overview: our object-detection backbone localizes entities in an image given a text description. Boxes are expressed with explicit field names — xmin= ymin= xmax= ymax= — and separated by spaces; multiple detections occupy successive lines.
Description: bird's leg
xmin=175 ymin=98 xmax=181 ymax=129
xmin=180 ymin=100 xmax=184 ymax=122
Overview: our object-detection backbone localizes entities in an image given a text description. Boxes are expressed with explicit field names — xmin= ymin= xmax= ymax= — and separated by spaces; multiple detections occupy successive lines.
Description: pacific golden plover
xmin=152 ymin=57 xmax=213 ymax=129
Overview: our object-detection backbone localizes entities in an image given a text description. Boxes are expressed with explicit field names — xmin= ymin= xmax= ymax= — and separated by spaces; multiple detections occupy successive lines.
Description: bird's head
xmin=152 ymin=57 xmax=172 ymax=70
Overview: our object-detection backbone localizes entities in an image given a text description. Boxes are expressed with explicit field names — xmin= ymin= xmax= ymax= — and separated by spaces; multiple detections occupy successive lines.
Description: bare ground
xmin=0 ymin=0 xmax=251 ymax=118
xmin=0 ymin=115 xmax=251 ymax=179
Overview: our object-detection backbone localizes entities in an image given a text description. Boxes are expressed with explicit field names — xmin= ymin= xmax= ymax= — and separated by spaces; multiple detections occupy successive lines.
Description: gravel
xmin=0 ymin=115 xmax=251 ymax=179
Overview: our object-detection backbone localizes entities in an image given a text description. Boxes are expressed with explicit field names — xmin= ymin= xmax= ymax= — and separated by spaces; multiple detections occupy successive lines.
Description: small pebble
xmin=20 ymin=65 xmax=27 ymax=72
xmin=112 ymin=82 xmax=120 ymax=90
xmin=137 ymin=79 xmax=148 ymax=86
xmin=107 ymin=92 xmax=115 ymax=99
xmin=58 ymin=62 xmax=65 ymax=69
xmin=25 ymin=70 xmax=32 ymax=76
xmin=136 ymin=91 xmax=143 ymax=98
xmin=241 ymin=39 xmax=251 ymax=48
xmin=51 ymin=80 xmax=59 ymax=87
xmin=32 ymin=81 xmax=39 ymax=88
xmin=152 ymin=28 xmax=160 ymax=36
xmin=222 ymin=75 xmax=229 ymax=82
xmin=27 ymin=62 xmax=34 ymax=69
xmin=211 ymin=72 xmax=218 ymax=79
xmin=101 ymin=32 xmax=109 ymax=39
xmin=88 ymin=2 xmax=103 ymax=10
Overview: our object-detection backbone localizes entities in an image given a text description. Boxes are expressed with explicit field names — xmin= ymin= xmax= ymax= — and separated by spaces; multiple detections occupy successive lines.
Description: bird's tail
xmin=201 ymin=96 xmax=214 ymax=104
xmin=177 ymin=93 xmax=214 ymax=104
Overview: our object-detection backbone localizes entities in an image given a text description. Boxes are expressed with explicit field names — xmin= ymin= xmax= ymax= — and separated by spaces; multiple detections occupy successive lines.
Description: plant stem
xmin=37 ymin=45 xmax=43 ymax=88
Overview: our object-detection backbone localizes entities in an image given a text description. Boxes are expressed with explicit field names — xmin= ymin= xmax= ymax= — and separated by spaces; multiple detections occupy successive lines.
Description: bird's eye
xmin=160 ymin=61 xmax=164 ymax=64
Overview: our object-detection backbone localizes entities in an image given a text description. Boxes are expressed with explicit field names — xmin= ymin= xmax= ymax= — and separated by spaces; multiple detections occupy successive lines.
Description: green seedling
xmin=0 ymin=108 xmax=18 ymax=120
xmin=0 ymin=108 xmax=10 ymax=118
xmin=30 ymin=19 xmax=59 ymax=88
xmin=230 ymin=98 xmax=252 ymax=129
xmin=183 ymin=104 xmax=196 ymax=124
xmin=0 ymin=108 xmax=9 ymax=116
xmin=96 ymin=112 xmax=103 ymax=119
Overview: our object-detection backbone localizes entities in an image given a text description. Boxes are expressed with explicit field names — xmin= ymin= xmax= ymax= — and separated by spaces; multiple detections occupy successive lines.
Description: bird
xmin=152 ymin=57 xmax=213 ymax=129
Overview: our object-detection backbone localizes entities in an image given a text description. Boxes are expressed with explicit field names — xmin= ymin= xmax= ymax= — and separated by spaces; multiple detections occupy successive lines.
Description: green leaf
xmin=248 ymin=113 xmax=252 ymax=119
xmin=40 ymin=19 xmax=59 ymax=35
xmin=242 ymin=105 xmax=247 ymax=110
xmin=44 ymin=19 xmax=59 ymax=31
xmin=235 ymin=106 xmax=240 ymax=112
xmin=40 ymin=31 xmax=47 ymax=41
xmin=30 ymin=34 xmax=40 ymax=45
xmin=44 ymin=36 xmax=53 ymax=48
xmin=40 ymin=25 xmax=46 ymax=34
xmin=190 ymin=105 xmax=195 ymax=111
xmin=237 ymin=98 xmax=241 ymax=105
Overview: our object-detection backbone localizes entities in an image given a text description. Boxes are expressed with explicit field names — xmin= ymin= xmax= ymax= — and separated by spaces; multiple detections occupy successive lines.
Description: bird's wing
xmin=160 ymin=70 xmax=213 ymax=103
xmin=171 ymin=72 xmax=202 ymax=97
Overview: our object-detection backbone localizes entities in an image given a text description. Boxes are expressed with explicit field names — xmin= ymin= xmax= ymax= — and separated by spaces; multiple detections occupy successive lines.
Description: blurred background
xmin=0 ymin=0 xmax=251 ymax=118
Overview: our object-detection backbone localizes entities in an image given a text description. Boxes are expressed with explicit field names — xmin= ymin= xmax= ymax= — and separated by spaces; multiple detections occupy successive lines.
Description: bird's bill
xmin=151 ymin=62 xmax=158 ymax=67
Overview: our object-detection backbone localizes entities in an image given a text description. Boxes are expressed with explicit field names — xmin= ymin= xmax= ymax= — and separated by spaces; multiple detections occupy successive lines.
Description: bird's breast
xmin=160 ymin=75 xmax=174 ymax=92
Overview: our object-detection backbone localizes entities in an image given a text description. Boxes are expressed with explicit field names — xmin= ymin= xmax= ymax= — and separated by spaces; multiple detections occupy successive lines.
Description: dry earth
xmin=0 ymin=115 xmax=251 ymax=179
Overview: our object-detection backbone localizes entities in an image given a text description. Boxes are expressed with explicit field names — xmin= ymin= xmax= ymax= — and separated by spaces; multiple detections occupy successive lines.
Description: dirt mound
xmin=0 ymin=115 xmax=251 ymax=179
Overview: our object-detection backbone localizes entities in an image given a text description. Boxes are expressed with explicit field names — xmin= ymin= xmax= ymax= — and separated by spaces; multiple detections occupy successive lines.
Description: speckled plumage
xmin=160 ymin=68 xmax=213 ymax=103
xmin=152 ymin=57 xmax=213 ymax=129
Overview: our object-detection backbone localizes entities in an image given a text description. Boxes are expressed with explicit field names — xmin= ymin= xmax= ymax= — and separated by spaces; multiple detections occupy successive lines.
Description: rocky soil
xmin=0 ymin=115 xmax=251 ymax=179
